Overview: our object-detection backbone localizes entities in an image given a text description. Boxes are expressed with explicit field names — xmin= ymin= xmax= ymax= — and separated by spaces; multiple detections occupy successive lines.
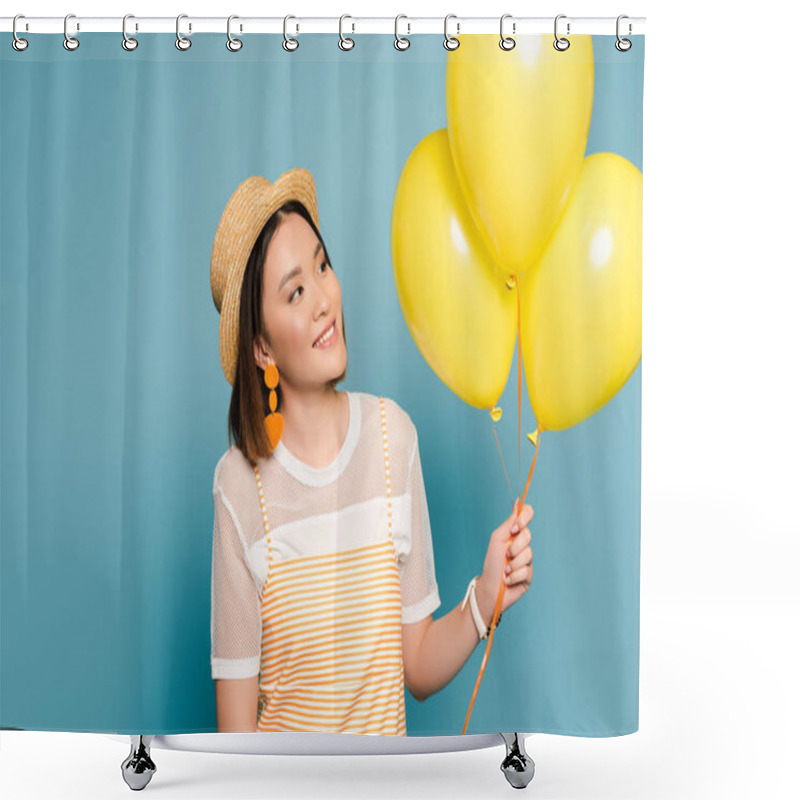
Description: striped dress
xmin=253 ymin=396 xmax=407 ymax=735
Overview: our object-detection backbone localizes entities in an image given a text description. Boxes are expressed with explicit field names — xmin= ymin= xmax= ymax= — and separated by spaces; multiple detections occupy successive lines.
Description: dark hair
xmin=228 ymin=200 xmax=348 ymax=465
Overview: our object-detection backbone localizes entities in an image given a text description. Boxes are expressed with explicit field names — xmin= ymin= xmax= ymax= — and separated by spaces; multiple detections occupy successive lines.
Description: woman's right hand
xmin=475 ymin=498 xmax=534 ymax=626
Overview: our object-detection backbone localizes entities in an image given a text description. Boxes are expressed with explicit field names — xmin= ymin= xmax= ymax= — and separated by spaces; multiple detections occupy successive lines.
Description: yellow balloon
xmin=446 ymin=34 xmax=594 ymax=279
xmin=391 ymin=129 xmax=517 ymax=408
xmin=519 ymin=152 xmax=642 ymax=431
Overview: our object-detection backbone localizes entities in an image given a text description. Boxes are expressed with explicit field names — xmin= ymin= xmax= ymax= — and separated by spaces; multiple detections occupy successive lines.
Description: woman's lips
xmin=312 ymin=319 xmax=338 ymax=349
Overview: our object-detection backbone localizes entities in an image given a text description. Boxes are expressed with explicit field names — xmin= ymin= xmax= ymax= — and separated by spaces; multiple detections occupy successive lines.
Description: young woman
xmin=209 ymin=169 xmax=533 ymax=734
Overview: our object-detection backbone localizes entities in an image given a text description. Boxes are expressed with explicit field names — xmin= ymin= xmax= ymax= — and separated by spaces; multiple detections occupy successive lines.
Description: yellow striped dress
xmin=253 ymin=395 xmax=407 ymax=735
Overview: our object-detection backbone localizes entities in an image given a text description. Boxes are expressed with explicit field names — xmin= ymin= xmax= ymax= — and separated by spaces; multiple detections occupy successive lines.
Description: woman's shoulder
xmin=354 ymin=391 xmax=417 ymax=445
xmin=212 ymin=444 xmax=256 ymax=497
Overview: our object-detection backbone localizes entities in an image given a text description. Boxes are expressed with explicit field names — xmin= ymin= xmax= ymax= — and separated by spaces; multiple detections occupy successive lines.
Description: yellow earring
xmin=264 ymin=363 xmax=284 ymax=449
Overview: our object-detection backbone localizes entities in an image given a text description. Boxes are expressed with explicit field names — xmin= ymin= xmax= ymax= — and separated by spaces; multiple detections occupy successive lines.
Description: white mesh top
xmin=210 ymin=390 xmax=442 ymax=680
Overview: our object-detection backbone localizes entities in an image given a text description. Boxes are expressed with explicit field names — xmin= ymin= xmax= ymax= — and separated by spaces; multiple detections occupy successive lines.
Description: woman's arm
xmin=215 ymin=676 xmax=259 ymax=732
xmin=401 ymin=594 xmax=486 ymax=702
xmin=402 ymin=502 xmax=534 ymax=702
xmin=401 ymin=574 xmax=495 ymax=702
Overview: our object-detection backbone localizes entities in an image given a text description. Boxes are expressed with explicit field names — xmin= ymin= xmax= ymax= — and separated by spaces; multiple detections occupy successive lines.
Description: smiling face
xmin=253 ymin=211 xmax=347 ymax=391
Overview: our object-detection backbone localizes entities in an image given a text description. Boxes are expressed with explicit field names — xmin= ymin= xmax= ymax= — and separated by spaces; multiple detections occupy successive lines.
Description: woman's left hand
xmin=475 ymin=499 xmax=534 ymax=625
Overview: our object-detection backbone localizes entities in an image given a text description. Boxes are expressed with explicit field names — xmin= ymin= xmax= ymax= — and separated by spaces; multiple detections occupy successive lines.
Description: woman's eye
xmin=289 ymin=262 xmax=329 ymax=302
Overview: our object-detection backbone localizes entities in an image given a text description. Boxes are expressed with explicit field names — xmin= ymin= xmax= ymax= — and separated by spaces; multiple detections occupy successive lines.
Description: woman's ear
xmin=253 ymin=335 xmax=271 ymax=373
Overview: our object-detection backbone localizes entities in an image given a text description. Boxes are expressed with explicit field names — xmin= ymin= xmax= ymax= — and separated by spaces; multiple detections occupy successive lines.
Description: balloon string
xmin=463 ymin=277 xmax=543 ymax=734
xmin=463 ymin=434 xmax=541 ymax=734
xmin=517 ymin=282 xmax=522 ymax=501
xmin=491 ymin=423 xmax=515 ymax=509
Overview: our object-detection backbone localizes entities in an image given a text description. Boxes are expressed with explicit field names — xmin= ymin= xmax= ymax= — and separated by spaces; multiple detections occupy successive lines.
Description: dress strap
xmin=378 ymin=396 xmax=395 ymax=551
xmin=253 ymin=463 xmax=273 ymax=573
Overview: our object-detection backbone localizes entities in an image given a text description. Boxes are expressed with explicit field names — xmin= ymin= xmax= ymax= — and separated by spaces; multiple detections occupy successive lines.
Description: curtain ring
xmin=283 ymin=15 xmax=299 ymax=51
xmin=616 ymin=15 xmax=632 ymax=51
xmin=499 ymin=14 xmax=515 ymax=51
xmin=339 ymin=15 xmax=355 ymax=51
xmin=443 ymin=14 xmax=460 ymax=51
xmin=12 ymin=14 xmax=28 ymax=52
xmin=394 ymin=15 xmax=410 ymax=51
xmin=553 ymin=14 xmax=570 ymax=51
xmin=63 ymin=13 xmax=80 ymax=51
xmin=176 ymin=14 xmax=192 ymax=51
xmin=227 ymin=15 xmax=243 ymax=52
xmin=122 ymin=14 xmax=138 ymax=51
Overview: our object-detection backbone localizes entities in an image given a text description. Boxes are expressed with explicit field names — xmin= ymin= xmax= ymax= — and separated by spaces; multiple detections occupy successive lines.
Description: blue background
xmin=1 ymin=32 xmax=644 ymax=735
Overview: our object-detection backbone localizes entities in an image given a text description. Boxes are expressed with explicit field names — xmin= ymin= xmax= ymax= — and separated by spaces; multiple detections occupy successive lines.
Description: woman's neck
xmin=277 ymin=386 xmax=349 ymax=468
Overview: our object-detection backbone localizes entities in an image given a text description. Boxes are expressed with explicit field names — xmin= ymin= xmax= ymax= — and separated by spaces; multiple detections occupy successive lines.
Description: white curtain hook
xmin=175 ymin=13 xmax=192 ymax=51
xmin=12 ymin=14 xmax=29 ymax=51
xmin=339 ymin=14 xmax=355 ymax=51
xmin=64 ymin=13 xmax=80 ymax=51
xmin=500 ymin=14 xmax=516 ymax=51
xmin=395 ymin=14 xmax=410 ymax=51
xmin=227 ymin=15 xmax=243 ymax=52
xmin=122 ymin=14 xmax=139 ymax=51
xmin=444 ymin=14 xmax=460 ymax=51
xmin=283 ymin=15 xmax=299 ymax=52
xmin=553 ymin=14 xmax=570 ymax=51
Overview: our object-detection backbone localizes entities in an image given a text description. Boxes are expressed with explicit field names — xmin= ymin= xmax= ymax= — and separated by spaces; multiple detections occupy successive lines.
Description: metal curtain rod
xmin=0 ymin=15 xmax=646 ymax=36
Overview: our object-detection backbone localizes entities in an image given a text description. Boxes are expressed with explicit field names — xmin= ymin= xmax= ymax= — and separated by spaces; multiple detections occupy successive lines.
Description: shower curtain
xmin=0 ymin=28 xmax=644 ymax=737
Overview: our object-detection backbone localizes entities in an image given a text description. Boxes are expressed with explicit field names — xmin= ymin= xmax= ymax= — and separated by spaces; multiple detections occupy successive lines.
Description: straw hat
xmin=210 ymin=169 xmax=320 ymax=385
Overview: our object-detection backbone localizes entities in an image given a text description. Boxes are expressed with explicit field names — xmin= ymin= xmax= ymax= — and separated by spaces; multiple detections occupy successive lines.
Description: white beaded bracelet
xmin=460 ymin=575 xmax=501 ymax=640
